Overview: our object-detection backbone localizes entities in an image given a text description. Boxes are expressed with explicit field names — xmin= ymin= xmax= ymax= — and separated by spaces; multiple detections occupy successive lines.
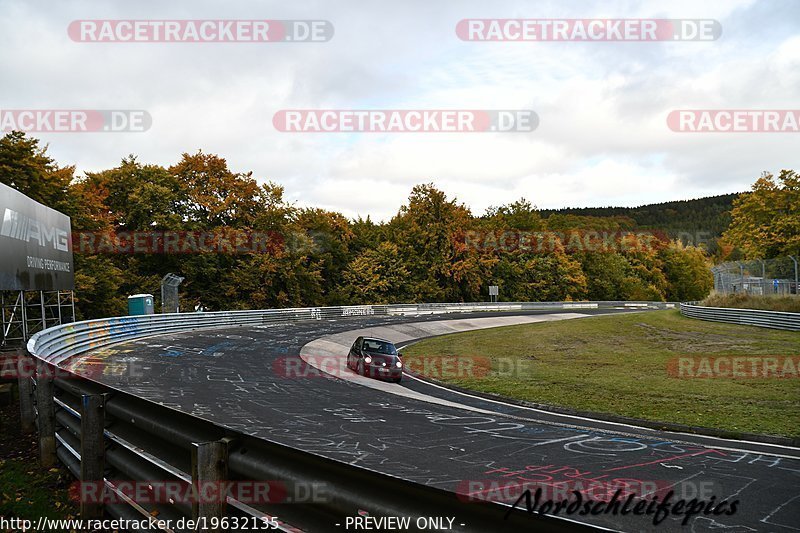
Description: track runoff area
xmin=63 ymin=307 xmax=800 ymax=532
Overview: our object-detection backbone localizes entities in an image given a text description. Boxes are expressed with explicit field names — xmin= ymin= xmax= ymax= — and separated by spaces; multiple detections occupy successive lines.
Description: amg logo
xmin=342 ymin=306 xmax=374 ymax=316
xmin=1 ymin=208 xmax=69 ymax=251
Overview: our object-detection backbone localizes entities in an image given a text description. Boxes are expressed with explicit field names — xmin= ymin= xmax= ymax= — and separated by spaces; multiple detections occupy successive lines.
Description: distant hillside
xmin=540 ymin=193 xmax=739 ymax=237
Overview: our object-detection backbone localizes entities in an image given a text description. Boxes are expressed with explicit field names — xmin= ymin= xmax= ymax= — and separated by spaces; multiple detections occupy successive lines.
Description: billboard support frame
xmin=1 ymin=289 xmax=74 ymax=348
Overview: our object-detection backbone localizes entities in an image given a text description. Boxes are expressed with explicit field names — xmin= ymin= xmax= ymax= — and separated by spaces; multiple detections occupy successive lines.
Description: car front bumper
xmin=366 ymin=364 xmax=402 ymax=379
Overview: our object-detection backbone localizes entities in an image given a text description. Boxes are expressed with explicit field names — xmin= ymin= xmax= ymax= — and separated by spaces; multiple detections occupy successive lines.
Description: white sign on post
xmin=488 ymin=285 xmax=499 ymax=302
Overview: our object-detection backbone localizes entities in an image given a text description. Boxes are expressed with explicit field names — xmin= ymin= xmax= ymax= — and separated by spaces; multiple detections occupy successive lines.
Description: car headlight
xmin=364 ymin=356 xmax=372 ymax=364
xmin=395 ymin=361 xmax=402 ymax=368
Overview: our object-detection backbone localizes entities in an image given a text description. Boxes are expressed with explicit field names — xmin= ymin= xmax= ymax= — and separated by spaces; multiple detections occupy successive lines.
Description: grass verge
xmin=701 ymin=292 xmax=800 ymax=312
xmin=401 ymin=310 xmax=800 ymax=438
xmin=0 ymin=381 xmax=77 ymax=526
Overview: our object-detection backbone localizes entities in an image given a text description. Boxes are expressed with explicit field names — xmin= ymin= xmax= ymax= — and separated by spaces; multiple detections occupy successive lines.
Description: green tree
xmin=78 ymin=157 xmax=187 ymax=230
xmin=545 ymin=214 xmax=636 ymax=231
xmin=483 ymin=198 xmax=544 ymax=230
xmin=578 ymin=252 xmax=630 ymax=300
xmin=73 ymin=255 xmax=127 ymax=319
xmin=350 ymin=215 xmax=387 ymax=255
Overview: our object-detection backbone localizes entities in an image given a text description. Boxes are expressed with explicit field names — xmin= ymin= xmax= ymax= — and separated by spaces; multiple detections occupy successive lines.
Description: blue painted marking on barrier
xmin=109 ymin=316 xmax=142 ymax=337
xmin=199 ymin=341 xmax=235 ymax=355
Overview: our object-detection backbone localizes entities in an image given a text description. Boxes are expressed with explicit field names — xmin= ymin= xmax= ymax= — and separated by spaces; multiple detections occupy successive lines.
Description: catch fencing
xmin=711 ymin=256 xmax=799 ymax=296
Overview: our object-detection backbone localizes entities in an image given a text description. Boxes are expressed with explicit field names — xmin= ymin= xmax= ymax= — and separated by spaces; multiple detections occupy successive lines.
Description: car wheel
xmin=392 ymin=377 xmax=402 ymax=384
xmin=357 ymin=360 xmax=366 ymax=377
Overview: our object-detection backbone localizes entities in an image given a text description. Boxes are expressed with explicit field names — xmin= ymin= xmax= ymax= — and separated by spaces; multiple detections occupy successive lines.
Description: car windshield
xmin=362 ymin=340 xmax=397 ymax=355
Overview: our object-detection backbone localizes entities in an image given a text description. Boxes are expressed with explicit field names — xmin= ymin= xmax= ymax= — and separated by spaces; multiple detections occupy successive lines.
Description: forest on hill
xmin=540 ymin=194 xmax=739 ymax=237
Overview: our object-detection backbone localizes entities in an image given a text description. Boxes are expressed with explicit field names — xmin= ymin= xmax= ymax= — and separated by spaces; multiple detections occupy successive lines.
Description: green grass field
xmin=401 ymin=310 xmax=800 ymax=437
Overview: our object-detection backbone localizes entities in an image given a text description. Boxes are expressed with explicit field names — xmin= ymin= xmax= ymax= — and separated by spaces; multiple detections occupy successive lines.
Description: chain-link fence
xmin=711 ymin=256 xmax=799 ymax=296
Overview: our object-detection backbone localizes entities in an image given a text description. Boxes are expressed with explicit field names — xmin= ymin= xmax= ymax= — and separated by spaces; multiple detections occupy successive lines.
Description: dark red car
xmin=346 ymin=336 xmax=403 ymax=383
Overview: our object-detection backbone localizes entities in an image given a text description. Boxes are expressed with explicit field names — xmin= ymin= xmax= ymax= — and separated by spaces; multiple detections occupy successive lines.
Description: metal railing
xmin=29 ymin=304 xmax=387 ymax=366
xmin=680 ymin=302 xmax=800 ymax=331
xmin=32 ymin=368 xmax=596 ymax=533
xmin=21 ymin=301 xmax=675 ymax=532
xmin=28 ymin=301 xmax=674 ymax=366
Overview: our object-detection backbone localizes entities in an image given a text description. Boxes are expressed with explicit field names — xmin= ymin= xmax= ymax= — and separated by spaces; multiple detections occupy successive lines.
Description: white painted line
xmin=403 ymin=369 xmax=800 ymax=459
xmin=300 ymin=314 xmax=800 ymax=459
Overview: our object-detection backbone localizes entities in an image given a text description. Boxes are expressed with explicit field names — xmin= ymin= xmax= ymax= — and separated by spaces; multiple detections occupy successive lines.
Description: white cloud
xmin=1 ymin=0 xmax=798 ymax=221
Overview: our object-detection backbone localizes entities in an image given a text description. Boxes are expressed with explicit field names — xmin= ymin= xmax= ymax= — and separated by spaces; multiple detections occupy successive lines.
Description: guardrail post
xmin=35 ymin=360 xmax=57 ymax=467
xmin=80 ymin=393 xmax=107 ymax=520
xmin=17 ymin=353 xmax=35 ymax=433
xmin=192 ymin=439 xmax=230 ymax=532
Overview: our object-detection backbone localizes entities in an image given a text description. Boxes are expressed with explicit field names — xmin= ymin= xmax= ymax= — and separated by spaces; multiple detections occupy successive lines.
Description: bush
xmin=701 ymin=293 xmax=800 ymax=313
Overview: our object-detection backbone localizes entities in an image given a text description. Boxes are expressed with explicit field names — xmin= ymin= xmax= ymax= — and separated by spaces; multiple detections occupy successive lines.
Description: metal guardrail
xmin=28 ymin=301 xmax=674 ymax=366
xmin=44 ymin=372 xmax=595 ymax=533
xmin=28 ymin=305 xmax=389 ymax=366
xmin=680 ymin=302 xmax=800 ymax=331
xmin=20 ymin=301 xmax=674 ymax=532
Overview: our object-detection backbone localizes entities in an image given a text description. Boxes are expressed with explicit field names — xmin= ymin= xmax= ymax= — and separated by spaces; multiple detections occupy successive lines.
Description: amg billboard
xmin=0 ymin=182 xmax=74 ymax=290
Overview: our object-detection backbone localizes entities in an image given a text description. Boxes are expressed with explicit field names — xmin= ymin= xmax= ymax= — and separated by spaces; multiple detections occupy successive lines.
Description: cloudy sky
xmin=2 ymin=0 xmax=798 ymax=220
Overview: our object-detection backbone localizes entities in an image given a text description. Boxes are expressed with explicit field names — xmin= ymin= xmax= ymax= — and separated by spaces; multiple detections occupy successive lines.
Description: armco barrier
xmin=23 ymin=302 xmax=672 ymax=532
xmin=680 ymin=302 xmax=800 ymax=331
xmin=29 ymin=301 xmax=673 ymax=366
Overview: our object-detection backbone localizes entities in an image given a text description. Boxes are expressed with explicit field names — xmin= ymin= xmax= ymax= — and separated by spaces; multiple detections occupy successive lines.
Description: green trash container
xmin=128 ymin=294 xmax=155 ymax=315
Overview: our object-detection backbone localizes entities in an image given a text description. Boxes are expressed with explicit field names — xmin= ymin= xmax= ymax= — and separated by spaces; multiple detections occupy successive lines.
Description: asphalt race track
xmin=64 ymin=310 xmax=800 ymax=532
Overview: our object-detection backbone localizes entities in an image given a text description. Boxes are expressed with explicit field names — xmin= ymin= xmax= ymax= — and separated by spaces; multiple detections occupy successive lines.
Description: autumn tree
xmin=79 ymin=157 xmax=187 ymax=230
xmin=293 ymin=208 xmax=354 ymax=304
xmin=493 ymin=253 xmax=587 ymax=301
xmin=658 ymin=243 xmax=713 ymax=301
xmin=342 ymin=242 xmax=411 ymax=304
xmin=388 ymin=184 xmax=494 ymax=302
xmin=0 ymin=133 xmax=731 ymax=316
xmin=169 ymin=151 xmax=262 ymax=228
xmin=0 ymin=131 xmax=75 ymax=215
xmin=723 ymin=170 xmax=799 ymax=258
xmin=578 ymin=251 xmax=667 ymax=301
